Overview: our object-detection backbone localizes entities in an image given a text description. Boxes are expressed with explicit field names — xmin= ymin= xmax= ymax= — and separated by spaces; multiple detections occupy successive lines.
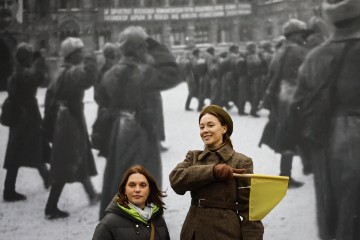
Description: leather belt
xmin=191 ymin=199 xmax=241 ymax=211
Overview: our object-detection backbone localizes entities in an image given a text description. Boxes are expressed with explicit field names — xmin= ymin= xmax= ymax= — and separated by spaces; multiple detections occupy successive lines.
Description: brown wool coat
xmin=169 ymin=144 xmax=264 ymax=240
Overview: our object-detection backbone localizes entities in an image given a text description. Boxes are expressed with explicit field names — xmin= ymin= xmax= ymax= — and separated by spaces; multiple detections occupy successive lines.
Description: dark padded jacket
xmin=92 ymin=198 xmax=170 ymax=240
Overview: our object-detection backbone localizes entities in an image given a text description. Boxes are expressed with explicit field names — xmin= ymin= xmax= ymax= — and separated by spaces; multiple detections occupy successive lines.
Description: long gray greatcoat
xmin=4 ymin=64 xmax=50 ymax=169
xmin=98 ymin=38 xmax=180 ymax=220
xmin=286 ymin=19 xmax=360 ymax=240
xmin=49 ymin=57 xmax=98 ymax=184
xmin=259 ymin=40 xmax=308 ymax=152
xmin=169 ymin=144 xmax=264 ymax=240
xmin=217 ymin=52 xmax=239 ymax=106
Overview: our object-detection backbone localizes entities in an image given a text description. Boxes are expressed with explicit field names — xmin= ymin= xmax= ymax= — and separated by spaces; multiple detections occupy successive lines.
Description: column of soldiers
xmin=180 ymin=41 xmax=273 ymax=118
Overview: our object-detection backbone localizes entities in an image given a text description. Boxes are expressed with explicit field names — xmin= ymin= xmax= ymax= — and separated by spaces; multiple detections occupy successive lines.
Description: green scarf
xmin=117 ymin=202 xmax=160 ymax=224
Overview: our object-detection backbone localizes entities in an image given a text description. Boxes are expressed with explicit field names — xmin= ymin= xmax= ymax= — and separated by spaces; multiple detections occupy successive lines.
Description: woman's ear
xmin=223 ymin=125 xmax=228 ymax=134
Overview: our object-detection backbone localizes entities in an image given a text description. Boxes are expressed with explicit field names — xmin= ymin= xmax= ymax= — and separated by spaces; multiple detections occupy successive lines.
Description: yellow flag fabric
xmin=234 ymin=173 xmax=289 ymax=221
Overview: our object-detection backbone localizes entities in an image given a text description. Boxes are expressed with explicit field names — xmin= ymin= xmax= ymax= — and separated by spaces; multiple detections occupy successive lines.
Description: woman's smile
xmin=199 ymin=113 xmax=227 ymax=149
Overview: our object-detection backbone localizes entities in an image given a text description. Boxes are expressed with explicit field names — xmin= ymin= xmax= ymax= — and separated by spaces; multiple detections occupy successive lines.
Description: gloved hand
xmin=213 ymin=164 xmax=233 ymax=181
xmin=232 ymin=168 xmax=246 ymax=174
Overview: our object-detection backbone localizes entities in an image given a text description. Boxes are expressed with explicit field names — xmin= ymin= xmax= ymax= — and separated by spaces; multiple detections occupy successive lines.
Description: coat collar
xmin=198 ymin=143 xmax=234 ymax=162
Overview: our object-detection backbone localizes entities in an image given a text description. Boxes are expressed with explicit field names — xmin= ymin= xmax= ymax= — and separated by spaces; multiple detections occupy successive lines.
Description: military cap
xmin=199 ymin=105 xmax=233 ymax=137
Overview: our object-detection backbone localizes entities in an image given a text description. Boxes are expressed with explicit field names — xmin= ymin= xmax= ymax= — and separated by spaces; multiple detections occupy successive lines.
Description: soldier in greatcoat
xmin=92 ymin=42 xmax=120 ymax=157
xmin=259 ymin=19 xmax=311 ymax=188
xmin=283 ymin=1 xmax=360 ymax=238
xmin=97 ymin=26 xmax=180 ymax=220
xmin=258 ymin=40 xmax=274 ymax=107
xmin=217 ymin=45 xmax=239 ymax=110
xmin=184 ymin=49 xmax=200 ymax=111
xmin=44 ymin=37 xmax=99 ymax=219
xmin=245 ymin=42 xmax=266 ymax=117
xmin=191 ymin=48 xmax=208 ymax=111
xmin=3 ymin=42 xmax=50 ymax=201
xmin=0 ymin=0 xmax=18 ymax=91
xmin=205 ymin=47 xmax=221 ymax=108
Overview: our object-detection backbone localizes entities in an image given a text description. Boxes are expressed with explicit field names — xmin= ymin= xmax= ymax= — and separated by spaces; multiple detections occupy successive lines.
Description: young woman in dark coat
xmin=2 ymin=42 xmax=50 ymax=202
xmin=92 ymin=165 xmax=170 ymax=240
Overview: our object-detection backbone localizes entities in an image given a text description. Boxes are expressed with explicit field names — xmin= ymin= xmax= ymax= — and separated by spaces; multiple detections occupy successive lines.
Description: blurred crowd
xmin=176 ymin=8 xmax=329 ymax=118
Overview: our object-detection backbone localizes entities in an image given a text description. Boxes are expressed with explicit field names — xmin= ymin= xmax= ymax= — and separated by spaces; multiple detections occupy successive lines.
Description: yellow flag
xmin=234 ymin=174 xmax=289 ymax=221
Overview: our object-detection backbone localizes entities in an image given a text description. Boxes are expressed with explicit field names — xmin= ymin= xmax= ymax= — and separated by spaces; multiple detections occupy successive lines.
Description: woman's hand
xmin=213 ymin=164 xmax=233 ymax=181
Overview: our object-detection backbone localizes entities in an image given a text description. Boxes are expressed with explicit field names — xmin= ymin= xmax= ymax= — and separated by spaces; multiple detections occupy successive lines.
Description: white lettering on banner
xmin=110 ymin=8 xmax=132 ymax=14
xmin=170 ymin=14 xmax=179 ymax=20
xmin=103 ymin=4 xmax=252 ymax=21
xmin=225 ymin=4 xmax=236 ymax=10
xmin=232 ymin=9 xmax=251 ymax=15
xmin=213 ymin=11 xmax=225 ymax=17
xmin=214 ymin=5 xmax=224 ymax=11
xmin=226 ymin=10 xmax=237 ymax=16
xmin=130 ymin=15 xmax=146 ymax=20
xmin=154 ymin=14 xmax=169 ymax=20
xmin=181 ymin=12 xmax=197 ymax=19
xmin=194 ymin=6 xmax=213 ymax=12
xmin=198 ymin=12 xmax=213 ymax=18
xmin=183 ymin=7 xmax=194 ymax=12
xmin=156 ymin=8 xmax=183 ymax=14
xmin=238 ymin=3 xmax=252 ymax=10
xmin=104 ymin=15 xmax=128 ymax=21
xmin=134 ymin=8 xmax=154 ymax=14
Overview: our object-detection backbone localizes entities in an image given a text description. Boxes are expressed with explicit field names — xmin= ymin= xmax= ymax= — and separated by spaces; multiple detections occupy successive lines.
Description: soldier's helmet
xmin=322 ymin=0 xmax=360 ymax=24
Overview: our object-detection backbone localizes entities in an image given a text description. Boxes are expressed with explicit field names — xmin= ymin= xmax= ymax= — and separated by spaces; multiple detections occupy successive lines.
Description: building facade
xmin=252 ymin=0 xmax=322 ymax=40
xmin=3 ymin=0 xmax=323 ymax=55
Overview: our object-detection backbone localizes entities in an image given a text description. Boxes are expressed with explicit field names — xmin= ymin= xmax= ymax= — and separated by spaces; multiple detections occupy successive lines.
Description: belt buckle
xmin=198 ymin=199 xmax=205 ymax=207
